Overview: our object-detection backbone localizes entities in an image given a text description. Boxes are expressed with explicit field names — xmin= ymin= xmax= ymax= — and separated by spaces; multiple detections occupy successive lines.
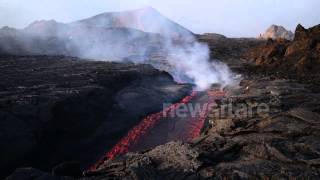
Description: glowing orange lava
xmin=90 ymin=90 xmax=226 ymax=170
xmin=91 ymin=91 xmax=197 ymax=170
xmin=186 ymin=90 xmax=226 ymax=141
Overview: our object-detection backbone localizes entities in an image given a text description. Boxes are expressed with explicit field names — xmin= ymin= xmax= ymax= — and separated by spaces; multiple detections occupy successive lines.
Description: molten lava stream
xmin=186 ymin=90 xmax=226 ymax=141
xmin=90 ymin=91 xmax=197 ymax=170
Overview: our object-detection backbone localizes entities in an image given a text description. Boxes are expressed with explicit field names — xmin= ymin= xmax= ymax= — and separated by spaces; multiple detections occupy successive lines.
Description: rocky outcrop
xmin=247 ymin=24 xmax=320 ymax=76
xmin=259 ymin=25 xmax=294 ymax=41
xmin=294 ymin=24 xmax=309 ymax=41
xmin=0 ymin=55 xmax=192 ymax=178
xmin=195 ymin=77 xmax=320 ymax=179
xmin=87 ymin=142 xmax=202 ymax=179
xmin=247 ymin=38 xmax=290 ymax=65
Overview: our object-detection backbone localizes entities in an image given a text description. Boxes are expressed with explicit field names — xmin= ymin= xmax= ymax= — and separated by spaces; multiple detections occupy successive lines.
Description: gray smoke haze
xmin=0 ymin=7 xmax=235 ymax=90
xmin=68 ymin=7 xmax=235 ymax=90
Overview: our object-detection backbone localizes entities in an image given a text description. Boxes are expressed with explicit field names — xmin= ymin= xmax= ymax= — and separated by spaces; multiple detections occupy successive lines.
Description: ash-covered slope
xmin=0 ymin=7 xmax=192 ymax=59
xmin=0 ymin=55 xmax=192 ymax=178
xmin=0 ymin=25 xmax=71 ymax=56
xmin=0 ymin=23 xmax=164 ymax=59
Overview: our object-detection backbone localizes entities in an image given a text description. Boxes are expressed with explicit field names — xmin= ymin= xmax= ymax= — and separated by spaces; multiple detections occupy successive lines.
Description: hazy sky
xmin=0 ymin=0 xmax=319 ymax=37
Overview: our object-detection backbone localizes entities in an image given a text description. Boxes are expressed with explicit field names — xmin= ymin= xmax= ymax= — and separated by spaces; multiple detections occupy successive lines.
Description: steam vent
xmin=1 ymin=2 xmax=320 ymax=179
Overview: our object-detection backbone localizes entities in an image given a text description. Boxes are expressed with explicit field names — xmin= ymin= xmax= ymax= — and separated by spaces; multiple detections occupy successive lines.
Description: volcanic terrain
xmin=0 ymin=55 xmax=192 ymax=178
xmin=2 ymin=7 xmax=320 ymax=180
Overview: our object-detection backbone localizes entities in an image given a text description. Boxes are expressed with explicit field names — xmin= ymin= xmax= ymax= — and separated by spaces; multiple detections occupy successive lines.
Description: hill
xmin=259 ymin=24 xmax=294 ymax=40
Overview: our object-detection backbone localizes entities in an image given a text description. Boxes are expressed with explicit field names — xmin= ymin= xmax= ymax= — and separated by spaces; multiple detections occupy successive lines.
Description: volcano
xmin=0 ymin=7 xmax=203 ymax=85
xmin=72 ymin=7 xmax=193 ymax=38
xmin=0 ymin=7 xmax=193 ymax=58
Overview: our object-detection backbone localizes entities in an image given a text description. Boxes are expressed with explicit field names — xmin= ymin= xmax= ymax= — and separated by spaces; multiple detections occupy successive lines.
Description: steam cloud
xmin=71 ymin=7 xmax=235 ymax=90
xmin=0 ymin=7 xmax=235 ymax=90
xmin=165 ymin=38 xmax=234 ymax=90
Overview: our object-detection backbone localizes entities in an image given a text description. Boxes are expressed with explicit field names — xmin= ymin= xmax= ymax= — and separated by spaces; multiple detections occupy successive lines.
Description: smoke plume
xmin=0 ymin=7 xmax=235 ymax=90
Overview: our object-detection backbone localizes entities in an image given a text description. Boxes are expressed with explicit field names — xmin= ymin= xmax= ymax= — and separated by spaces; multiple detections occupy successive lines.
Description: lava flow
xmin=90 ymin=89 xmax=226 ymax=171
xmin=90 ymin=91 xmax=197 ymax=170
xmin=186 ymin=90 xmax=226 ymax=141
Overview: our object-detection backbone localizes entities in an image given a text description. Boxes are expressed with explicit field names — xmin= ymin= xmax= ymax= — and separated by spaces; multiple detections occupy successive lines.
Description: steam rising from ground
xmin=0 ymin=7 xmax=235 ymax=90
xmin=165 ymin=38 xmax=234 ymax=90
xmin=111 ymin=7 xmax=235 ymax=90
xmin=71 ymin=7 xmax=235 ymax=90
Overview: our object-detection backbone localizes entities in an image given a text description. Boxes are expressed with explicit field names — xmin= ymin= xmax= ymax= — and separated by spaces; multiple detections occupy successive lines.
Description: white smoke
xmin=164 ymin=37 xmax=234 ymax=90
xmin=71 ymin=7 xmax=235 ymax=90
xmin=0 ymin=7 xmax=236 ymax=90
xmin=98 ymin=7 xmax=235 ymax=90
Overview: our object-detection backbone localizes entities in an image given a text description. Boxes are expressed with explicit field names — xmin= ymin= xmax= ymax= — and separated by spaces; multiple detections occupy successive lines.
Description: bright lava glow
xmin=90 ymin=91 xmax=197 ymax=170
xmin=89 ymin=90 xmax=226 ymax=171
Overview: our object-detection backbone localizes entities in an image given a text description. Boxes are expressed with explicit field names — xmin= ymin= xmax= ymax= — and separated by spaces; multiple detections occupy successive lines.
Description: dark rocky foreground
xmin=7 ymin=60 xmax=320 ymax=179
xmin=0 ymin=55 xmax=192 ymax=178
xmin=92 ymin=78 xmax=320 ymax=179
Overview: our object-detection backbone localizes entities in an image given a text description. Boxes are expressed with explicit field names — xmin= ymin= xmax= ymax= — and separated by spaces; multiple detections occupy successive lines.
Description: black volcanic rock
xmin=25 ymin=66 xmax=320 ymax=180
xmin=0 ymin=55 xmax=192 ymax=178
xmin=52 ymin=162 xmax=82 ymax=178
xmin=5 ymin=168 xmax=72 ymax=180
xmin=294 ymin=24 xmax=308 ymax=41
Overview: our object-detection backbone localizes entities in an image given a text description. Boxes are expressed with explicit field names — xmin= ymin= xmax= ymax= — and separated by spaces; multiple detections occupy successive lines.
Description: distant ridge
xmin=71 ymin=7 xmax=193 ymax=38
